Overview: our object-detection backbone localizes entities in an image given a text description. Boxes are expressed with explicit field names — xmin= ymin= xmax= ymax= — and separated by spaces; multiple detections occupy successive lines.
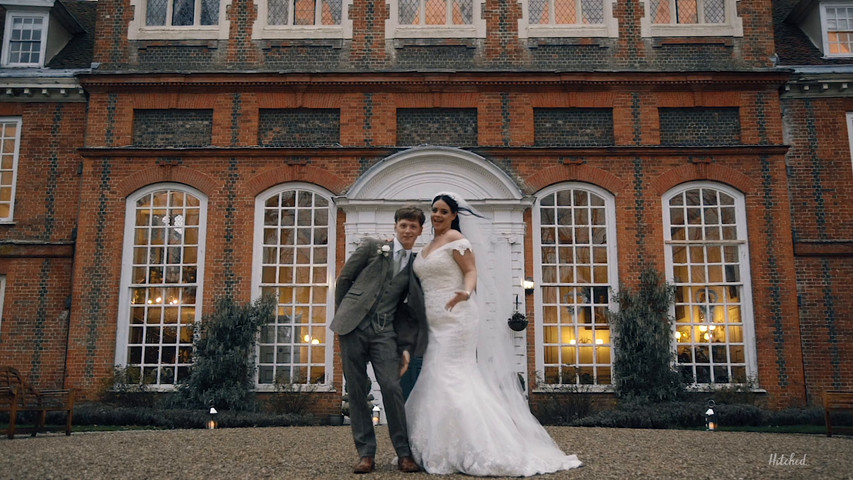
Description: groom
xmin=331 ymin=205 xmax=427 ymax=474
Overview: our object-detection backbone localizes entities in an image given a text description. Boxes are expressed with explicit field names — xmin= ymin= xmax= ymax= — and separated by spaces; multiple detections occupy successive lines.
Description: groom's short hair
xmin=395 ymin=205 xmax=426 ymax=226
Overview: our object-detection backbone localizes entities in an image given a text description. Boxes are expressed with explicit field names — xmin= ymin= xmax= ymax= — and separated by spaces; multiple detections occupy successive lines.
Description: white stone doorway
xmin=336 ymin=146 xmax=532 ymax=422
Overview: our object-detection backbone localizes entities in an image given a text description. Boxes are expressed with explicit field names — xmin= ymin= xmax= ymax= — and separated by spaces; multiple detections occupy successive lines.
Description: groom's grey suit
xmin=331 ymin=236 xmax=427 ymax=461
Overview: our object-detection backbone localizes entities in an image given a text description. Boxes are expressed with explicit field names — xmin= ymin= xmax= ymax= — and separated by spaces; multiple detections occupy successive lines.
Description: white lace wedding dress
xmin=406 ymin=238 xmax=582 ymax=476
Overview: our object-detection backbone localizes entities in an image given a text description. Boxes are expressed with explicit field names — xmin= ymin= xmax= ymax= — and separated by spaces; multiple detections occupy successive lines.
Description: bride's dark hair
xmin=433 ymin=193 xmax=463 ymax=232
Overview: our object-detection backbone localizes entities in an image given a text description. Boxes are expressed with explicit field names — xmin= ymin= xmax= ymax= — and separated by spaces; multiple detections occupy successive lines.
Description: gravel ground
xmin=1 ymin=426 xmax=851 ymax=480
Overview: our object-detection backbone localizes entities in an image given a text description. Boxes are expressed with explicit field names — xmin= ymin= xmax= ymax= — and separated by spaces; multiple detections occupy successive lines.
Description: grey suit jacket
xmin=331 ymin=237 xmax=428 ymax=356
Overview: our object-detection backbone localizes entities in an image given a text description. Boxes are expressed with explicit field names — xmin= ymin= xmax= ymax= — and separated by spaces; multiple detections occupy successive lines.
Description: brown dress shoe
xmin=353 ymin=457 xmax=375 ymax=474
xmin=398 ymin=456 xmax=421 ymax=473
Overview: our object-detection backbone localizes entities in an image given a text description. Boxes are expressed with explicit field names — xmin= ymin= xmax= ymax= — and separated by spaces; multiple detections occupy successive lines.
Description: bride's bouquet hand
xmin=445 ymin=290 xmax=471 ymax=312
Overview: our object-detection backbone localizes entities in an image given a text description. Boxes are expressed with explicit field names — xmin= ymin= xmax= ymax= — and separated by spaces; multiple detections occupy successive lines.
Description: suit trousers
xmin=339 ymin=323 xmax=411 ymax=458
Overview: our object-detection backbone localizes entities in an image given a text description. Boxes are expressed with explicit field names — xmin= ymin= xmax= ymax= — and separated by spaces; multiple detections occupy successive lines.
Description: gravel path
xmin=1 ymin=426 xmax=851 ymax=480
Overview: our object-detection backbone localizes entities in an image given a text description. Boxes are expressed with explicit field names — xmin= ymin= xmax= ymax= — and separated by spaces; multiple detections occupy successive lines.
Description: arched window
xmin=534 ymin=184 xmax=618 ymax=386
xmin=253 ymin=184 xmax=335 ymax=387
xmin=664 ymin=183 xmax=756 ymax=385
xmin=116 ymin=184 xmax=207 ymax=388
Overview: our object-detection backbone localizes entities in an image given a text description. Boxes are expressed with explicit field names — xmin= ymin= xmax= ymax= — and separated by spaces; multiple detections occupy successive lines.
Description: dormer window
xmin=823 ymin=4 xmax=853 ymax=56
xmin=2 ymin=12 xmax=48 ymax=67
xmin=787 ymin=1 xmax=853 ymax=58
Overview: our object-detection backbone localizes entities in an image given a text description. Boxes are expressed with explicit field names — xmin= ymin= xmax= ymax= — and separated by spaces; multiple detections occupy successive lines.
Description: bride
xmin=405 ymin=192 xmax=582 ymax=476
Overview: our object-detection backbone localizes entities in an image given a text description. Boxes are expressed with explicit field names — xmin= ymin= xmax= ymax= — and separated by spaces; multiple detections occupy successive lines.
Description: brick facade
xmin=0 ymin=0 xmax=849 ymax=417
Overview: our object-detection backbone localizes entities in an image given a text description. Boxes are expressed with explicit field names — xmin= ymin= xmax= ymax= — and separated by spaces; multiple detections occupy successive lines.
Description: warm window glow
xmin=667 ymin=186 xmax=749 ymax=385
xmin=125 ymin=188 xmax=203 ymax=386
xmin=538 ymin=188 xmax=614 ymax=386
xmin=256 ymin=188 xmax=333 ymax=385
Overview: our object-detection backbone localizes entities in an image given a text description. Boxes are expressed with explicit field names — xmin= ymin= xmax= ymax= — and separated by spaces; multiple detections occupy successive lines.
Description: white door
xmin=338 ymin=147 xmax=531 ymax=421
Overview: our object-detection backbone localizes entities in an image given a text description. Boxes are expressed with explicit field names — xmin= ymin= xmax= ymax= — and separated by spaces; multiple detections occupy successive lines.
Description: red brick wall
xmin=783 ymin=97 xmax=853 ymax=404
xmin=0 ymin=101 xmax=84 ymax=390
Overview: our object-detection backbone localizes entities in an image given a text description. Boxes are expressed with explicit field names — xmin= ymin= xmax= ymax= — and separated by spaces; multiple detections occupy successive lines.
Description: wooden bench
xmin=0 ymin=366 xmax=75 ymax=439
xmin=824 ymin=390 xmax=853 ymax=437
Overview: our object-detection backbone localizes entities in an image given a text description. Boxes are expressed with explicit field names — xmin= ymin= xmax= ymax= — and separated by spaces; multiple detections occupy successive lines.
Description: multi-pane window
xmin=536 ymin=186 xmax=617 ymax=386
xmin=399 ymin=0 xmax=473 ymax=25
xmin=145 ymin=0 xmax=220 ymax=26
xmin=2 ymin=14 xmax=46 ymax=67
xmin=120 ymin=186 xmax=206 ymax=387
xmin=665 ymin=184 xmax=753 ymax=385
xmin=267 ymin=0 xmax=342 ymax=25
xmin=824 ymin=5 xmax=853 ymax=56
xmin=529 ymin=0 xmax=604 ymax=25
xmin=649 ymin=0 xmax=725 ymax=24
xmin=255 ymin=186 xmax=334 ymax=386
xmin=0 ymin=118 xmax=21 ymax=221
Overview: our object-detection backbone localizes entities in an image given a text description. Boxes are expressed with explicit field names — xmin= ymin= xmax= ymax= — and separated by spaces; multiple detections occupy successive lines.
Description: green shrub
xmin=608 ymin=268 xmax=684 ymax=402
xmin=171 ymin=294 xmax=275 ymax=411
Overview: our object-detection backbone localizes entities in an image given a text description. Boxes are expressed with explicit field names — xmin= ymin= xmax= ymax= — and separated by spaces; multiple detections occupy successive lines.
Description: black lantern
xmin=507 ymin=294 xmax=529 ymax=331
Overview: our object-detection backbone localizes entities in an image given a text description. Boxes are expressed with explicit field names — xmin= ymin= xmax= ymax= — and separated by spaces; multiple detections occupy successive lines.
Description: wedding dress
xmin=406 ymin=238 xmax=582 ymax=476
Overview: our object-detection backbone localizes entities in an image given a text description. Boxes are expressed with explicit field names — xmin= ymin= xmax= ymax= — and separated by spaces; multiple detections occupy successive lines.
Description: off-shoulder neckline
xmin=420 ymin=237 xmax=470 ymax=259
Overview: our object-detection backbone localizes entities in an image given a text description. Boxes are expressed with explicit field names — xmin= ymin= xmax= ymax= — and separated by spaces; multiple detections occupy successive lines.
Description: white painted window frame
xmin=251 ymin=182 xmax=336 ymax=391
xmin=822 ymin=3 xmax=853 ymax=57
xmin=532 ymin=183 xmax=619 ymax=391
xmin=114 ymin=183 xmax=208 ymax=391
xmin=641 ymin=0 xmax=743 ymax=37
xmin=127 ymin=0 xmax=232 ymax=40
xmin=386 ymin=0 xmax=486 ymax=39
xmin=519 ymin=0 xmax=618 ymax=39
xmin=0 ymin=117 xmax=22 ymax=223
xmin=1 ymin=10 xmax=49 ymax=67
xmin=252 ymin=0 xmax=353 ymax=39
xmin=662 ymin=181 xmax=758 ymax=386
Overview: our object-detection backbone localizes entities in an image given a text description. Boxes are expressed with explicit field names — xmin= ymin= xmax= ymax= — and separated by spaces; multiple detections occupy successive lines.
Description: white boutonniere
xmin=378 ymin=244 xmax=391 ymax=257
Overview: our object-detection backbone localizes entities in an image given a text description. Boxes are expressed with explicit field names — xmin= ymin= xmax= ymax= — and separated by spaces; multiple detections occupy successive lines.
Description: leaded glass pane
xmin=201 ymin=0 xmax=219 ymax=25
xmin=676 ymin=0 xmax=698 ymax=24
xmin=426 ymin=0 xmax=446 ymax=24
xmin=294 ymin=0 xmax=315 ymax=25
xmin=530 ymin=0 xmax=547 ymax=24
xmin=321 ymin=0 xmax=342 ymax=25
xmin=453 ymin=0 xmax=473 ymax=24
xmin=400 ymin=0 xmax=419 ymax=24
xmin=555 ymin=0 xmax=576 ymax=24
xmin=172 ymin=0 xmax=195 ymax=25
xmin=268 ymin=0 xmax=289 ymax=24
xmin=703 ymin=0 xmax=725 ymax=23
xmin=582 ymin=0 xmax=604 ymax=23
